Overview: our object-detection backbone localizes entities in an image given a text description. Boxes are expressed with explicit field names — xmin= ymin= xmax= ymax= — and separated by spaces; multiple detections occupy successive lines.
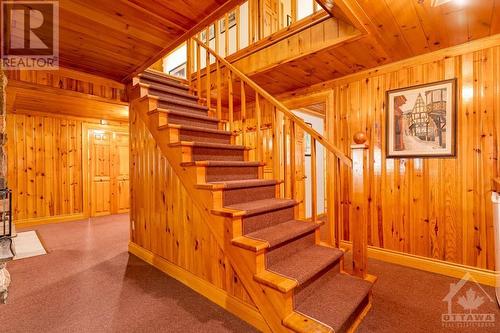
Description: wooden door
xmin=115 ymin=133 xmax=130 ymax=213
xmin=89 ymin=129 xmax=129 ymax=217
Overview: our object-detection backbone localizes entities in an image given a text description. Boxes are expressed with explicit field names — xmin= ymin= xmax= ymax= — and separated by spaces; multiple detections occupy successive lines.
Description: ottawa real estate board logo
xmin=442 ymin=272 xmax=497 ymax=329
xmin=1 ymin=1 xmax=59 ymax=70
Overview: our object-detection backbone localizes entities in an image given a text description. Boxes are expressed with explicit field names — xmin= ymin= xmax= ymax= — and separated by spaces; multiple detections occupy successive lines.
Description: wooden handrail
xmin=192 ymin=37 xmax=352 ymax=168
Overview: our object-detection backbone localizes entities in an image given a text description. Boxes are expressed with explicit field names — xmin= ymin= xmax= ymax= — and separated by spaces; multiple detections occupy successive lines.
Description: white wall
xmin=293 ymin=110 xmax=325 ymax=218
xmin=163 ymin=43 xmax=187 ymax=77
xmin=297 ymin=0 xmax=314 ymax=20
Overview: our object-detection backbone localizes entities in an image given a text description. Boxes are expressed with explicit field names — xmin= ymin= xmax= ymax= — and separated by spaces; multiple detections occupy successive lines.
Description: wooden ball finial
xmin=353 ymin=132 xmax=367 ymax=144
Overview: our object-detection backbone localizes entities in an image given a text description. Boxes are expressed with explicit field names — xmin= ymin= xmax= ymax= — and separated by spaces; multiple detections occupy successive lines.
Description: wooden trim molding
xmin=128 ymin=242 xmax=269 ymax=332
xmin=14 ymin=213 xmax=86 ymax=229
xmin=340 ymin=241 xmax=498 ymax=287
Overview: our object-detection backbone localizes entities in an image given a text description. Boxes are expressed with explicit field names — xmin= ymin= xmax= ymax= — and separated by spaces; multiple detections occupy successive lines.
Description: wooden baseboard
xmin=128 ymin=242 xmax=268 ymax=332
xmin=14 ymin=213 xmax=87 ymax=228
xmin=340 ymin=241 xmax=498 ymax=287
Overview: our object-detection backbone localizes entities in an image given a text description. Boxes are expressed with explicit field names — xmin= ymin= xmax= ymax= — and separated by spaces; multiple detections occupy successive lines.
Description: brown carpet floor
xmin=1 ymin=214 xmax=498 ymax=333
xmin=0 ymin=215 xmax=258 ymax=333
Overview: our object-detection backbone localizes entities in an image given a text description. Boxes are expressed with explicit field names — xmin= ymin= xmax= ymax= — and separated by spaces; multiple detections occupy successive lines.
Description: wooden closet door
xmin=114 ymin=133 xmax=130 ymax=213
xmin=90 ymin=130 xmax=112 ymax=217
xmin=89 ymin=129 xmax=130 ymax=217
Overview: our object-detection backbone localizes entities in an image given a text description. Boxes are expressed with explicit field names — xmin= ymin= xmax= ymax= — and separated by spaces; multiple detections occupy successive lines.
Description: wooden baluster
xmin=290 ymin=122 xmax=296 ymax=203
xmin=284 ymin=118 xmax=291 ymax=198
xmin=255 ymin=92 xmax=262 ymax=166
xmin=228 ymin=71 xmax=234 ymax=133
xmin=196 ymin=40 xmax=201 ymax=99
xmin=240 ymin=81 xmax=246 ymax=147
xmin=311 ymin=137 xmax=317 ymax=223
xmin=225 ymin=13 xmax=229 ymax=56
xmin=236 ymin=6 xmax=241 ymax=51
xmin=351 ymin=132 xmax=369 ymax=279
xmin=205 ymin=29 xmax=211 ymax=109
xmin=216 ymin=60 xmax=222 ymax=123
xmin=215 ymin=20 xmax=220 ymax=54
xmin=272 ymin=107 xmax=280 ymax=187
xmin=186 ymin=40 xmax=192 ymax=91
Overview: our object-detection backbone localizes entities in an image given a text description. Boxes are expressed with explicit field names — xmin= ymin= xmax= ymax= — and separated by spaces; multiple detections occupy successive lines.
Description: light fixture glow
xmin=462 ymin=86 xmax=473 ymax=101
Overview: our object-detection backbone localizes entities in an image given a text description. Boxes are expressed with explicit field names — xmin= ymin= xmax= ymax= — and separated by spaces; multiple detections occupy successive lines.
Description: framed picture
xmin=304 ymin=122 xmax=313 ymax=157
xmin=386 ymin=79 xmax=457 ymax=158
xmin=220 ymin=11 xmax=236 ymax=33
xmin=168 ymin=62 xmax=187 ymax=79
xmin=200 ymin=24 xmax=215 ymax=42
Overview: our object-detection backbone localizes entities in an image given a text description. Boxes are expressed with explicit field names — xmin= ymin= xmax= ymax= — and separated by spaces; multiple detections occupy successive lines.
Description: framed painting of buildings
xmin=386 ymin=79 xmax=457 ymax=158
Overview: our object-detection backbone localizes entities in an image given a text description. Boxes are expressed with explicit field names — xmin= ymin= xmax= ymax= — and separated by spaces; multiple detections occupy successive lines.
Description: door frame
xmin=82 ymin=123 xmax=129 ymax=218
xmin=282 ymin=90 xmax=337 ymax=245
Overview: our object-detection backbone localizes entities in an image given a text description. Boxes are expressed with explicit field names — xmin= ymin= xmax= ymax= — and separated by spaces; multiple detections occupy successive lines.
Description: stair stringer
xmin=130 ymin=95 xmax=295 ymax=333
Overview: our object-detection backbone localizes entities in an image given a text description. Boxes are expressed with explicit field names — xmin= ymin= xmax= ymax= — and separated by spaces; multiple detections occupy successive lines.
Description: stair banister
xmin=351 ymin=131 xmax=369 ymax=278
xmin=191 ymin=36 xmax=353 ymax=168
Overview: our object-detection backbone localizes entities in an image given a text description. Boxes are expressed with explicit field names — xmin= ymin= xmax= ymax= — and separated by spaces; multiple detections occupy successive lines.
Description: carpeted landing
xmin=1 ymin=215 xmax=497 ymax=332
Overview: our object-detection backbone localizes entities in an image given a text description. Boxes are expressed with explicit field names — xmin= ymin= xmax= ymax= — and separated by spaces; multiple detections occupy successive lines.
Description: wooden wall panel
xmin=130 ymin=112 xmax=255 ymax=307
xmin=282 ymin=44 xmax=500 ymax=271
xmin=5 ymin=68 xmax=126 ymax=103
xmin=6 ymin=68 xmax=129 ymax=225
xmin=7 ymin=113 xmax=83 ymax=221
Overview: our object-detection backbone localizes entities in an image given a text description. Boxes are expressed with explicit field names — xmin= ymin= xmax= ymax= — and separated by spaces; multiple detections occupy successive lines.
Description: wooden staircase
xmin=129 ymin=40 xmax=375 ymax=332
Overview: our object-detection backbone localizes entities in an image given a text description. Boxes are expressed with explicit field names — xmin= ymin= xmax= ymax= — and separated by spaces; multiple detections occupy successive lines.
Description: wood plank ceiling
xmin=57 ymin=0 xmax=242 ymax=81
xmin=249 ymin=0 xmax=500 ymax=94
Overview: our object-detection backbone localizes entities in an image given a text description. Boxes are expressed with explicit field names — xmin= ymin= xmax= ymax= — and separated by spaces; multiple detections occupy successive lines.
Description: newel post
xmin=351 ymin=132 xmax=369 ymax=279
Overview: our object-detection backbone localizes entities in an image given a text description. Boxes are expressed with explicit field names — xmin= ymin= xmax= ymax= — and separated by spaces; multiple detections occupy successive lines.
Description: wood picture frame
xmin=168 ymin=62 xmax=187 ymax=78
xmin=220 ymin=11 xmax=236 ymax=33
xmin=386 ymin=78 xmax=457 ymax=158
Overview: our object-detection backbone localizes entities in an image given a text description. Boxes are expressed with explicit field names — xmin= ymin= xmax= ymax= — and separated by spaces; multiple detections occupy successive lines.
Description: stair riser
xmin=148 ymin=88 xmax=199 ymax=103
xmin=180 ymin=129 xmax=232 ymax=145
xmin=168 ymin=127 xmax=232 ymax=145
xmin=157 ymin=100 xmax=208 ymax=116
xmin=266 ymin=232 xmax=316 ymax=268
xmin=163 ymin=113 xmax=219 ymax=129
xmin=242 ymin=206 xmax=295 ymax=235
xmin=223 ymin=185 xmax=277 ymax=206
xmin=138 ymin=76 xmax=190 ymax=91
xmin=205 ymin=166 xmax=260 ymax=182
xmin=181 ymin=147 xmax=245 ymax=163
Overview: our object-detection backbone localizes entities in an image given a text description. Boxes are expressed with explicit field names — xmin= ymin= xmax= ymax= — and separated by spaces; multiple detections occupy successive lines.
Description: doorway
xmin=83 ymin=125 xmax=130 ymax=217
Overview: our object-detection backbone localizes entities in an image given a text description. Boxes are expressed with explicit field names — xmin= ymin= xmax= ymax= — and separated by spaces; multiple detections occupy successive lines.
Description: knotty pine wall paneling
xmin=129 ymin=110 xmax=256 ymax=307
xmin=280 ymin=42 xmax=500 ymax=271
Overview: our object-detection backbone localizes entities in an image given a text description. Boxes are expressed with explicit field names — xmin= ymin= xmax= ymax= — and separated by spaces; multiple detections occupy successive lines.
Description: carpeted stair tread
xmin=140 ymin=71 xmax=190 ymax=90
xmin=170 ymin=141 xmax=247 ymax=150
xmin=267 ymin=245 xmax=343 ymax=286
xmin=159 ymin=124 xmax=232 ymax=136
xmin=142 ymin=82 xmax=198 ymax=100
xmin=208 ymin=179 xmax=277 ymax=189
xmin=245 ymin=220 xmax=320 ymax=249
xmin=294 ymin=273 xmax=372 ymax=333
xmin=154 ymin=95 xmax=208 ymax=111
xmin=181 ymin=161 xmax=263 ymax=167
xmin=153 ymin=108 xmax=219 ymax=123
xmin=225 ymin=198 xmax=296 ymax=217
